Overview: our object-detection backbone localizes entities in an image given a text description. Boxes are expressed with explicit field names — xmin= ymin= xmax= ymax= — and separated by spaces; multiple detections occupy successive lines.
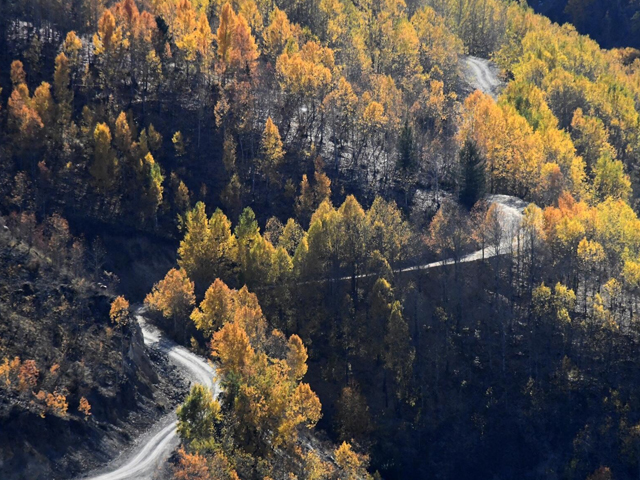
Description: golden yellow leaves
xmin=296 ymin=169 xmax=332 ymax=223
xmin=145 ymin=268 xmax=195 ymax=320
xmin=335 ymin=442 xmax=373 ymax=480
xmin=110 ymin=295 xmax=130 ymax=327
xmin=276 ymin=41 xmax=334 ymax=97
xmin=191 ymin=279 xmax=235 ymax=338
xmin=532 ymin=282 xmax=576 ymax=325
xmin=622 ymin=260 xmax=640 ymax=292
xmin=259 ymin=117 xmax=285 ymax=183
xmin=178 ymin=203 xmax=239 ymax=286
xmin=460 ymin=90 xmax=546 ymax=198
xmin=361 ymin=101 xmax=386 ymax=130
xmin=286 ymin=334 xmax=308 ymax=381
xmin=212 ymin=320 xmax=255 ymax=376
xmin=203 ymin=281 xmax=321 ymax=452
xmin=411 ymin=6 xmax=463 ymax=83
xmin=577 ymin=237 xmax=605 ymax=272
xmin=78 ymin=397 xmax=92 ymax=419
xmin=178 ymin=12 xmax=213 ymax=63
xmin=263 ymin=8 xmax=294 ymax=59
xmin=91 ymin=122 xmax=117 ymax=189
xmin=289 ymin=382 xmax=322 ymax=427
xmin=191 ymin=279 xmax=265 ymax=341
xmin=593 ymin=152 xmax=631 ymax=202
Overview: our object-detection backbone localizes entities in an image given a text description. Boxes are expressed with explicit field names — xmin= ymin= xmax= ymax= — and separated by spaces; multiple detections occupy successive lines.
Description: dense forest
xmin=4 ymin=0 xmax=640 ymax=478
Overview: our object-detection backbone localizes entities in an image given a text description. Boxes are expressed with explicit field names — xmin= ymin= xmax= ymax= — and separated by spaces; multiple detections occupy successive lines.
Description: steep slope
xmin=82 ymin=310 xmax=218 ymax=480
xmin=0 ymin=218 xmax=178 ymax=480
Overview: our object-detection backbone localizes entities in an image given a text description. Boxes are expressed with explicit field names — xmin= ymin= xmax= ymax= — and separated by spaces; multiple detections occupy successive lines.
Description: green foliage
xmin=177 ymin=384 xmax=221 ymax=450
xmin=8 ymin=0 xmax=640 ymax=478
xmin=458 ymin=139 xmax=486 ymax=209
xmin=593 ymin=151 xmax=631 ymax=201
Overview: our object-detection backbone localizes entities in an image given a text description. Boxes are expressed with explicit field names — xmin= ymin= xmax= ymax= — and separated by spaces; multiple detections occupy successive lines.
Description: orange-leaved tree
xmin=145 ymin=268 xmax=195 ymax=340
xmin=190 ymin=280 xmax=322 ymax=455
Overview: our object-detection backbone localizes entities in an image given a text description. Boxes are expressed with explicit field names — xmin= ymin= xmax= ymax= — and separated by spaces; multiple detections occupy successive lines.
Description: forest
xmin=3 ymin=0 xmax=640 ymax=478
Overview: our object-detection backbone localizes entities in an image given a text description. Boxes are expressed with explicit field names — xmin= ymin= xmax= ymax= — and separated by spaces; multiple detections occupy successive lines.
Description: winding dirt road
xmin=461 ymin=55 xmax=503 ymax=99
xmin=396 ymin=195 xmax=527 ymax=273
xmin=81 ymin=313 xmax=218 ymax=480
xmin=79 ymin=54 xmax=515 ymax=480
xmin=348 ymin=195 xmax=528 ymax=281
xmin=81 ymin=194 xmax=526 ymax=479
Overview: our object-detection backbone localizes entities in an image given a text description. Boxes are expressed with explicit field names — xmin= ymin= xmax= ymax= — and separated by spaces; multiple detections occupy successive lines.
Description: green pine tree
xmin=459 ymin=139 xmax=486 ymax=209
xmin=397 ymin=119 xmax=416 ymax=173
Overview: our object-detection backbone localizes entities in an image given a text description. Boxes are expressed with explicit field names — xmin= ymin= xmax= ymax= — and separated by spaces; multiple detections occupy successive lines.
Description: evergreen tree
xmin=397 ymin=119 xmax=416 ymax=172
xmin=458 ymin=138 xmax=486 ymax=209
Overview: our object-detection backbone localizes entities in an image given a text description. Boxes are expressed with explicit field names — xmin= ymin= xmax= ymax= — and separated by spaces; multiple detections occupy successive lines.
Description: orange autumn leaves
xmin=144 ymin=269 xmax=324 ymax=460
xmin=144 ymin=264 xmax=323 ymax=449
xmin=1 ymin=356 xmax=91 ymax=419
xmin=211 ymin=319 xmax=322 ymax=449
xmin=169 ymin=276 xmax=324 ymax=476
xmin=0 ymin=357 xmax=39 ymax=393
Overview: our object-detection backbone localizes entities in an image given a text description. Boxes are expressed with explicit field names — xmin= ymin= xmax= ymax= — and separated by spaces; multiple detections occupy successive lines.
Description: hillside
xmin=3 ymin=0 xmax=640 ymax=478
xmin=0 ymin=215 xmax=188 ymax=479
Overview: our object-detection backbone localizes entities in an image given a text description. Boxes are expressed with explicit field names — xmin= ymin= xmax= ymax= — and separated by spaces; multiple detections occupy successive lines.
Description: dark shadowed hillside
xmin=3 ymin=0 xmax=640 ymax=478
xmin=0 ymin=217 xmax=183 ymax=479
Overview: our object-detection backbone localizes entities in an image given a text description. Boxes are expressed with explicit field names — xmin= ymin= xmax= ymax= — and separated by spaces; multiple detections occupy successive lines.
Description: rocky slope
xmin=0 ymin=218 xmax=186 ymax=480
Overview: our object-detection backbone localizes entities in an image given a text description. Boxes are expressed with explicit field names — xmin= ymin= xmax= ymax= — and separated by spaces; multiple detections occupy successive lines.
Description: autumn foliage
xmin=6 ymin=0 xmax=640 ymax=477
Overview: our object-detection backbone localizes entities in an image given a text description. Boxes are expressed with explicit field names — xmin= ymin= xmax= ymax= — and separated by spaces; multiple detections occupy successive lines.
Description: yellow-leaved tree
xmin=178 ymin=203 xmax=238 ymax=289
xmin=258 ymin=117 xmax=285 ymax=186
xmin=174 ymin=279 xmax=321 ymax=460
xmin=110 ymin=296 xmax=130 ymax=377
xmin=145 ymin=268 xmax=195 ymax=340
xmin=90 ymin=122 xmax=118 ymax=190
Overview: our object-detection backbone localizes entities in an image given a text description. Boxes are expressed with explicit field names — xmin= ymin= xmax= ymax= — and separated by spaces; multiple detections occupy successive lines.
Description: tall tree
xmin=259 ymin=117 xmax=285 ymax=186
xmin=178 ymin=202 xmax=215 ymax=288
xmin=90 ymin=123 xmax=118 ymax=189
xmin=458 ymin=138 xmax=486 ymax=209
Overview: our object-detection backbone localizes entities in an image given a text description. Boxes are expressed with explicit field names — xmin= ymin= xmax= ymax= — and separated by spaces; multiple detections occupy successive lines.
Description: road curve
xmin=461 ymin=55 xmax=503 ymax=100
xmin=395 ymin=195 xmax=528 ymax=274
xmin=81 ymin=312 xmax=218 ymax=480
xmin=81 ymin=196 xmax=527 ymax=478
xmin=330 ymin=195 xmax=528 ymax=283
